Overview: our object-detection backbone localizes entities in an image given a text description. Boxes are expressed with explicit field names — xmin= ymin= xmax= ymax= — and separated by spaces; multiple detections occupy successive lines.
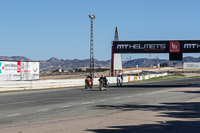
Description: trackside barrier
xmin=0 ymin=73 xmax=167 ymax=92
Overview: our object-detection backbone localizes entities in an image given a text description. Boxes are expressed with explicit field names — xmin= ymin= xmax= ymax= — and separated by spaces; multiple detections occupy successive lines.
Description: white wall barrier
xmin=0 ymin=73 xmax=168 ymax=92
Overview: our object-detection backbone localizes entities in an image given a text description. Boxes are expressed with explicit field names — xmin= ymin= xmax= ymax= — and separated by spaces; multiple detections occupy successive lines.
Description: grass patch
xmin=188 ymin=76 xmax=200 ymax=79
xmin=128 ymin=73 xmax=200 ymax=84
xmin=170 ymin=73 xmax=185 ymax=77
xmin=141 ymin=75 xmax=187 ymax=82
xmin=141 ymin=74 xmax=200 ymax=82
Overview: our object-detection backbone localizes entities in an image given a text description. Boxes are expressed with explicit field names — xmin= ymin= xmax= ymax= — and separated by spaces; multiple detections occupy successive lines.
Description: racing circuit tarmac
xmin=0 ymin=78 xmax=200 ymax=133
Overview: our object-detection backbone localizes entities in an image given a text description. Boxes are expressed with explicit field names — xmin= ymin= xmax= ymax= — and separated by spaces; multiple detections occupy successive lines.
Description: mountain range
xmin=0 ymin=56 xmax=200 ymax=71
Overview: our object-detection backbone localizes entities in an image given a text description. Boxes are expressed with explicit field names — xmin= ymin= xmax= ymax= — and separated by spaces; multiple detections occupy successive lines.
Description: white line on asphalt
xmin=61 ymin=105 xmax=73 ymax=108
xmin=99 ymin=99 xmax=107 ymax=102
xmin=37 ymin=109 xmax=48 ymax=112
xmin=152 ymin=91 xmax=163 ymax=94
xmin=137 ymin=94 xmax=144 ymax=96
xmin=81 ymin=102 xmax=94 ymax=105
xmin=114 ymin=97 xmax=121 ymax=100
xmin=126 ymin=96 xmax=133 ymax=98
xmin=7 ymin=113 xmax=21 ymax=117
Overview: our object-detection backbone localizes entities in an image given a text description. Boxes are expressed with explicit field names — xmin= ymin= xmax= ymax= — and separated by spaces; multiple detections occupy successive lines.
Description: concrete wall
xmin=0 ymin=73 xmax=168 ymax=92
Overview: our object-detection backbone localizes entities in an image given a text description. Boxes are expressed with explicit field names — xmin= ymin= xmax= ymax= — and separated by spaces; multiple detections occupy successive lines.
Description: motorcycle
xmin=117 ymin=76 xmax=123 ymax=86
xmin=99 ymin=79 xmax=107 ymax=91
xmin=85 ymin=78 xmax=93 ymax=89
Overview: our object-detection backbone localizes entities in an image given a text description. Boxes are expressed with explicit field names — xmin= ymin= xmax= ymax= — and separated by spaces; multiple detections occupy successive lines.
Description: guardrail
xmin=0 ymin=73 xmax=168 ymax=92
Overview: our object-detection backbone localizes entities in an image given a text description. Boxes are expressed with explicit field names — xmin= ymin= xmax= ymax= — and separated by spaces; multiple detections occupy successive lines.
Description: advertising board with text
xmin=113 ymin=40 xmax=200 ymax=53
xmin=0 ymin=61 xmax=39 ymax=81
xmin=21 ymin=62 xmax=40 ymax=80
xmin=0 ymin=61 xmax=21 ymax=80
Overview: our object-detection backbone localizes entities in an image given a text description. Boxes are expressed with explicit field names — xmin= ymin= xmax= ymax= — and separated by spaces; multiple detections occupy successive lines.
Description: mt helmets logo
xmin=170 ymin=41 xmax=180 ymax=53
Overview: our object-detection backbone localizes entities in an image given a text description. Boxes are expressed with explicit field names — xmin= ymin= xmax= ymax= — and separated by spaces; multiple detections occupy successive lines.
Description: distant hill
xmin=1 ymin=56 xmax=200 ymax=71
xmin=0 ymin=56 xmax=31 ymax=61
xmin=0 ymin=56 xmax=110 ymax=71
xmin=123 ymin=56 xmax=200 ymax=68
xmin=183 ymin=56 xmax=200 ymax=62
xmin=40 ymin=57 xmax=110 ymax=71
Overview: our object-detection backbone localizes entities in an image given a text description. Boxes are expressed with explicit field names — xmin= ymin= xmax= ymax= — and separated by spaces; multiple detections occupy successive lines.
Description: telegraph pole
xmin=89 ymin=14 xmax=95 ymax=78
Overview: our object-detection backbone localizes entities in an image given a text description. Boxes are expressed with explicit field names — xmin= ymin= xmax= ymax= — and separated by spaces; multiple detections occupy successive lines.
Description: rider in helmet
xmin=87 ymin=74 xmax=92 ymax=80
xmin=117 ymin=73 xmax=123 ymax=81
xmin=85 ymin=74 xmax=93 ymax=87
xmin=117 ymin=73 xmax=123 ymax=86
xmin=99 ymin=74 xmax=108 ymax=87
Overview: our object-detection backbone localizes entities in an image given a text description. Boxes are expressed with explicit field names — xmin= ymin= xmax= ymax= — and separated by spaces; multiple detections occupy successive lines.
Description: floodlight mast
xmin=89 ymin=15 xmax=95 ymax=19
xmin=89 ymin=14 xmax=95 ymax=78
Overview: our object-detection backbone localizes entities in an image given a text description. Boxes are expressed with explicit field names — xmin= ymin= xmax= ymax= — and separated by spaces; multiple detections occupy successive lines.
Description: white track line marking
xmin=7 ymin=113 xmax=21 ymax=117
xmin=99 ymin=99 xmax=107 ymax=102
xmin=114 ymin=97 xmax=121 ymax=100
xmin=81 ymin=102 xmax=94 ymax=105
xmin=61 ymin=105 xmax=73 ymax=108
xmin=37 ymin=109 xmax=48 ymax=112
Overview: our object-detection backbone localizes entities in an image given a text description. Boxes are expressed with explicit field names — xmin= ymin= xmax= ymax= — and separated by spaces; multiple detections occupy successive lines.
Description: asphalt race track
xmin=0 ymin=78 xmax=200 ymax=129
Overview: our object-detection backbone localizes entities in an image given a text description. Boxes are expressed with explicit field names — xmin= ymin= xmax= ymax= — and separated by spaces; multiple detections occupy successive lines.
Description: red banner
xmin=17 ymin=62 xmax=21 ymax=73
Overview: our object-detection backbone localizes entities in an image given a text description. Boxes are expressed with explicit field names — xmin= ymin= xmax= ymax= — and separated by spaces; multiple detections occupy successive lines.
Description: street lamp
xmin=89 ymin=14 xmax=95 ymax=78
xmin=149 ymin=54 xmax=152 ymax=68
xmin=156 ymin=56 xmax=160 ymax=72
xmin=156 ymin=56 xmax=159 ymax=68
xmin=89 ymin=15 xmax=95 ymax=19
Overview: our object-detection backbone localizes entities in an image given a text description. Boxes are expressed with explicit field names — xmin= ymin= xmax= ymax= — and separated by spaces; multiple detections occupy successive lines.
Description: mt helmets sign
xmin=113 ymin=41 xmax=169 ymax=53
xmin=111 ymin=40 xmax=200 ymax=76
xmin=113 ymin=40 xmax=200 ymax=53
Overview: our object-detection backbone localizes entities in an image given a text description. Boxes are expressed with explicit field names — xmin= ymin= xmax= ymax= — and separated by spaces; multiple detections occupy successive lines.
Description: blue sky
xmin=0 ymin=0 xmax=200 ymax=61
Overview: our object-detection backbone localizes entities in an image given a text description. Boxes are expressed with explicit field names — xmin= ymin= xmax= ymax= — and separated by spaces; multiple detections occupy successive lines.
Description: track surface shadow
xmin=87 ymin=121 xmax=200 ymax=133
xmin=87 ymin=102 xmax=200 ymax=133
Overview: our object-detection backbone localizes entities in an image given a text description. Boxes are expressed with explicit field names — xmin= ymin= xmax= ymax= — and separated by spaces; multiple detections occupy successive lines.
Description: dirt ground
xmin=40 ymin=68 xmax=200 ymax=80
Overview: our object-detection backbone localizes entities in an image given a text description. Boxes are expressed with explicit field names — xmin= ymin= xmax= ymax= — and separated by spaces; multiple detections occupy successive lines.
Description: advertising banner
xmin=0 ymin=61 xmax=40 ymax=81
xmin=21 ymin=62 xmax=40 ymax=80
xmin=0 ymin=61 xmax=20 ymax=74
xmin=180 ymin=40 xmax=200 ymax=53
xmin=111 ymin=40 xmax=200 ymax=76
xmin=170 ymin=41 xmax=180 ymax=53
xmin=113 ymin=41 xmax=169 ymax=53
xmin=0 ymin=61 xmax=21 ymax=80
xmin=113 ymin=40 xmax=200 ymax=53
xmin=184 ymin=62 xmax=200 ymax=69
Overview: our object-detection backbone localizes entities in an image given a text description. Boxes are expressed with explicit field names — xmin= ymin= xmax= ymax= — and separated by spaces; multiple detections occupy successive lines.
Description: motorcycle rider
xmin=117 ymin=73 xmax=123 ymax=81
xmin=87 ymin=74 xmax=93 ymax=80
xmin=99 ymin=75 xmax=108 ymax=87
xmin=117 ymin=73 xmax=123 ymax=86
xmin=85 ymin=74 xmax=93 ymax=88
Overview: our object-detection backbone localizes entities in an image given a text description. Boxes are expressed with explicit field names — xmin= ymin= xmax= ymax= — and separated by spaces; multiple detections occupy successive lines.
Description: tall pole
xmin=149 ymin=54 xmax=151 ymax=68
xmin=111 ymin=44 xmax=114 ymax=76
xmin=89 ymin=15 xmax=95 ymax=78
xmin=127 ymin=56 xmax=132 ymax=68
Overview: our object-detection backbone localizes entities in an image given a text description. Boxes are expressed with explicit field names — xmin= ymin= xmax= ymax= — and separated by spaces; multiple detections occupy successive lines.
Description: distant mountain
xmin=0 ymin=56 xmax=200 ymax=71
xmin=0 ymin=56 xmax=31 ymax=61
xmin=0 ymin=56 xmax=110 ymax=71
xmin=183 ymin=56 xmax=200 ymax=62
xmin=123 ymin=56 xmax=200 ymax=68
xmin=123 ymin=58 xmax=178 ymax=68
xmin=40 ymin=57 xmax=110 ymax=71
